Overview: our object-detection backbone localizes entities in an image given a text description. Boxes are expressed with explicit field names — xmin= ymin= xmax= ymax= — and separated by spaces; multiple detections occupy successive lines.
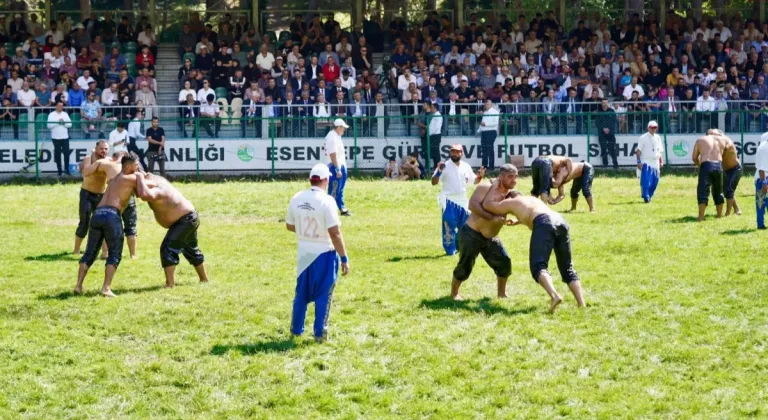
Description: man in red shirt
xmin=322 ymin=56 xmax=340 ymax=82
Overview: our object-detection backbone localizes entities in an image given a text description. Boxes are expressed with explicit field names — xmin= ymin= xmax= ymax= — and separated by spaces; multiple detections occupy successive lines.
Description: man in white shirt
xmin=16 ymin=82 xmax=36 ymax=108
xmin=47 ymin=101 xmax=73 ymax=176
xmin=126 ymin=111 xmax=148 ymax=169
xmin=108 ymin=123 xmax=129 ymax=154
xmin=419 ymin=102 xmax=443 ymax=170
xmin=76 ymin=69 xmax=95 ymax=90
xmin=199 ymin=93 xmax=220 ymax=138
xmin=324 ymin=118 xmax=351 ymax=216
xmin=478 ymin=100 xmax=500 ymax=170
xmin=255 ymin=45 xmax=275 ymax=72
xmin=622 ymin=77 xmax=645 ymax=100
xmin=696 ymin=90 xmax=716 ymax=128
xmin=197 ymin=79 xmax=215 ymax=104
xmin=431 ymin=144 xmax=485 ymax=255
xmin=636 ymin=120 xmax=664 ymax=203
xmin=285 ymin=163 xmax=350 ymax=343
xmin=754 ymin=134 xmax=768 ymax=229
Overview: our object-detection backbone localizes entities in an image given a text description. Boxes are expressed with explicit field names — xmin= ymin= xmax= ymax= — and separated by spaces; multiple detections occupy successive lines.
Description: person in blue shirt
xmin=67 ymin=83 xmax=86 ymax=107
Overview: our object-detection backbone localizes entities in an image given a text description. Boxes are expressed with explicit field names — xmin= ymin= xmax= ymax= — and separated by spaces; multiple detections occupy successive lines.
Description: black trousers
xmin=76 ymin=188 xmax=104 ymax=238
xmin=598 ymin=134 xmax=618 ymax=169
xmin=480 ymin=130 xmax=497 ymax=170
xmin=529 ymin=213 xmax=579 ymax=283
xmin=52 ymin=138 xmax=71 ymax=175
xmin=421 ymin=133 xmax=441 ymax=169
xmin=127 ymin=140 xmax=148 ymax=170
xmin=161 ymin=211 xmax=205 ymax=268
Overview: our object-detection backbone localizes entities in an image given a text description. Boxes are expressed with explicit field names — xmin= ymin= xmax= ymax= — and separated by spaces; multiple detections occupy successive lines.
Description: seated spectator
xmin=16 ymin=82 xmax=36 ymax=109
xmin=89 ymin=35 xmax=106 ymax=62
xmin=80 ymin=92 xmax=104 ymax=138
xmin=210 ymin=59 xmax=229 ymax=89
xmin=136 ymin=45 xmax=155 ymax=67
xmin=196 ymin=34 xmax=214 ymax=55
xmin=35 ymin=83 xmax=52 ymax=106
xmin=135 ymin=81 xmax=157 ymax=120
xmin=0 ymin=97 xmax=19 ymax=139
xmin=198 ymin=79 xmax=216 ymax=102
xmin=179 ymin=79 xmax=197 ymax=103
xmin=179 ymin=24 xmax=197 ymax=57
xmin=256 ymin=44 xmax=275 ymax=72
xmin=137 ymin=25 xmax=158 ymax=57
xmin=229 ymin=68 xmax=246 ymax=101
xmin=181 ymin=93 xmax=199 ymax=138
xmin=200 ymin=93 xmax=220 ymax=137
xmin=135 ymin=68 xmax=156 ymax=93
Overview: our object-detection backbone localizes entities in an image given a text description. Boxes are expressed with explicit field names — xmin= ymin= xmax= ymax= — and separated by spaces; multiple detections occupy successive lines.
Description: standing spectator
xmin=81 ymin=92 xmax=103 ymax=139
xmin=10 ymin=14 xmax=28 ymax=43
xmin=421 ymin=102 xmax=443 ymax=170
xmin=145 ymin=116 xmax=166 ymax=176
xmin=595 ymin=99 xmax=618 ymax=169
xmin=108 ymin=122 xmax=129 ymax=153
xmin=478 ymin=100 xmax=499 ymax=170
xmin=127 ymin=111 xmax=147 ymax=169
xmin=47 ymin=101 xmax=73 ymax=176
xmin=754 ymin=137 xmax=768 ymax=229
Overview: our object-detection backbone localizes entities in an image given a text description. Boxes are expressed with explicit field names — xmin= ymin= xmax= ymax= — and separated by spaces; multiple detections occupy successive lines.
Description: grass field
xmin=1 ymin=173 xmax=767 ymax=418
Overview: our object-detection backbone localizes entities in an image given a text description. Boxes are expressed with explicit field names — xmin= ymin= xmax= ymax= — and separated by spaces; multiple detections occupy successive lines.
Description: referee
xmin=478 ymin=99 xmax=499 ymax=171
xmin=422 ymin=102 xmax=443 ymax=170
xmin=47 ymin=101 xmax=73 ymax=176
xmin=286 ymin=164 xmax=350 ymax=343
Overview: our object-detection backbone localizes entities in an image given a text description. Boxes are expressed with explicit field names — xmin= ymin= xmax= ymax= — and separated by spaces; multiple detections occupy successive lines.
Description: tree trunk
xmin=712 ymin=0 xmax=725 ymax=17
xmin=691 ymin=0 xmax=703 ymax=21
xmin=80 ymin=0 xmax=91 ymax=21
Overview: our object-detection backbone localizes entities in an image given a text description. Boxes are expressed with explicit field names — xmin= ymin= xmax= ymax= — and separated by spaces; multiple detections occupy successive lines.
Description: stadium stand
xmin=0 ymin=8 xmax=767 ymax=143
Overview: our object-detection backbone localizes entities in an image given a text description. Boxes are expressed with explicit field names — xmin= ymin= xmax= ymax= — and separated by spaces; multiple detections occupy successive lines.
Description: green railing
xmin=1 ymin=109 xmax=762 ymax=180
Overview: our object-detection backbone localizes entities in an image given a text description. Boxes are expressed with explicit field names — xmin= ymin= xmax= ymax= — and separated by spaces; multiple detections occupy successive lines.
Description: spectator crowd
xmin=3 ymin=9 xmax=768 ymax=142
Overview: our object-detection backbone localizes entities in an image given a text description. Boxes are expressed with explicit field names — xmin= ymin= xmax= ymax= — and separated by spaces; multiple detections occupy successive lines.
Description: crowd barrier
xmin=0 ymin=108 xmax=761 ymax=179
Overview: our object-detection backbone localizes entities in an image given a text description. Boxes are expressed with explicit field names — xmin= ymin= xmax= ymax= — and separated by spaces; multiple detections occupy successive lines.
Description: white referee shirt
xmin=109 ymin=128 xmax=129 ymax=153
xmin=755 ymin=140 xmax=768 ymax=181
xmin=429 ymin=111 xmax=443 ymax=136
xmin=285 ymin=186 xmax=341 ymax=276
xmin=324 ymin=130 xmax=346 ymax=168
xmin=637 ymin=132 xmax=664 ymax=169
xmin=437 ymin=158 xmax=475 ymax=209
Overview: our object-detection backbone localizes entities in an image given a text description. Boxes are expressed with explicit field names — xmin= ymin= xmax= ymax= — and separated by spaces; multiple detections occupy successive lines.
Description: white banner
xmin=0 ymin=134 xmax=760 ymax=174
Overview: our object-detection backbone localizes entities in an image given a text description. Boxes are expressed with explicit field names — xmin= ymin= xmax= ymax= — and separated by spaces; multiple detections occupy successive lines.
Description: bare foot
xmin=164 ymin=283 xmax=175 ymax=289
xmin=451 ymin=294 xmax=463 ymax=301
xmin=199 ymin=279 xmax=209 ymax=284
xmin=100 ymin=254 xmax=108 ymax=260
xmin=73 ymin=250 xmax=82 ymax=256
xmin=100 ymin=289 xmax=117 ymax=298
xmin=73 ymin=287 xmax=83 ymax=295
xmin=497 ymin=293 xmax=508 ymax=299
xmin=736 ymin=210 xmax=742 ymax=216
xmin=548 ymin=295 xmax=563 ymax=314
xmin=130 ymin=255 xmax=137 ymax=260
xmin=697 ymin=217 xmax=705 ymax=222
xmin=590 ymin=210 xmax=595 ymax=213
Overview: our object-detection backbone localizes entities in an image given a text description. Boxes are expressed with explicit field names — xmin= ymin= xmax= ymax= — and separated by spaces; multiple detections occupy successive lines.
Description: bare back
xmin=466 ymin=182 xmax=506 ymax=239
xmin=721 ymin=136 xmax=740 ymax=170
xmin=693 ymin=135 xmax=725 ymax=164
xmin=549 ymin=156 xmax=572 ymax=173
xmin=97 ymin=172 xmax=138 ymax=211
xmin=144 ymin=176 xmax=195 ymax=228
xmin=486 ymin=195 xmax=552 ymax=230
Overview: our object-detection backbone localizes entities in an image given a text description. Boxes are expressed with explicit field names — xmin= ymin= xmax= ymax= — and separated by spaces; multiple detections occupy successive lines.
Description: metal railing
xmin=0 ymin=108 xmax=763 ymax=179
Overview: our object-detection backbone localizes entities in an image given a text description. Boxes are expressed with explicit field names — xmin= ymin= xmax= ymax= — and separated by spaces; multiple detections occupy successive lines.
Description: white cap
xmin=648 ymin=120 xmax=658 ymax=128
xmin=333 ymin=118 xmax=349 ymax=128
xmin=309 ymin=163 xmax=330 ymax=180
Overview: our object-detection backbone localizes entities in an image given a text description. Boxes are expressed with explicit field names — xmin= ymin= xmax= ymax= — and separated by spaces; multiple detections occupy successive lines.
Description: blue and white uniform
xmin=436 ymin=159 xmax=475 ymax=255
xmin=637 ymin=130 xmax=664 ymax=202
xmin=324 ymin=129 xmax=348 ymax=212
xmin=286 ymin=186 xmax=342 ymax=339
xmin=754 ymin=135 xmax=768 ymax=228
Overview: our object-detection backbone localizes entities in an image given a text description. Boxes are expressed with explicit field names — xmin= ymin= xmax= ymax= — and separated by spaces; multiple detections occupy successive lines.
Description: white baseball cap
xmin=333 ymin=118 xmax=349 ymax=128
xmin=648 ymin=120 xmax=658 ymax=128
xmin=309 ymin=163 xmax=330 ymax=180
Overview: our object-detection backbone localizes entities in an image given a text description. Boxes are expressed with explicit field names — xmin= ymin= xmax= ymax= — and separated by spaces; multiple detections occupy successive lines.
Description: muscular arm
xmin=328 ymin=226 xmax=349 ymax=276
xmin=549 ymin=185 xmax=565 ymax=204
xmin=482 ymin=196 xmax=511 ymax=215
xmin=81 ymin=157 xmax=101 ymax=176
xmin=135 ymin=173 xmax=160 ymax=201
xmin=692 ymin=140 xmax=701 ymax=166
xmin=468 ymin=183 xmax=498 ymax=220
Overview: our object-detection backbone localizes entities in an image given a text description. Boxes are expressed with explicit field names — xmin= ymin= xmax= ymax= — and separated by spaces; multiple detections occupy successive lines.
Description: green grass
xmin=1 ymin=174 xmax=767 ymax=418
